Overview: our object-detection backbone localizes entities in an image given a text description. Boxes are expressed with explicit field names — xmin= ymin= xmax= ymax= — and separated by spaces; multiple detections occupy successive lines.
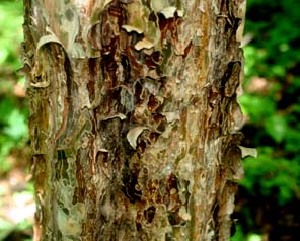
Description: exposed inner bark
xmin=23 ymin=0 xmax=246 ymax=240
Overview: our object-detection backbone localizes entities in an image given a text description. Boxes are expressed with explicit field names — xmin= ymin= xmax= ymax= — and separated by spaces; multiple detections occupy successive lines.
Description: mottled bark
xmin=22 ymin=0 xmax=246 ymax=240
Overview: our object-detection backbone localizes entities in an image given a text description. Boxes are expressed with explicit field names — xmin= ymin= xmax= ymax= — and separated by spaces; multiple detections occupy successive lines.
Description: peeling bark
xmin=22 ymin=0 xmax=246 ymax=240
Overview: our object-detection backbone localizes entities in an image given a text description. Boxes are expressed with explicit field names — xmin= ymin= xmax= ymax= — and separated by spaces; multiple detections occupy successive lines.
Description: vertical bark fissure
xmin=23 ymin=0 xmax=246 ymax=240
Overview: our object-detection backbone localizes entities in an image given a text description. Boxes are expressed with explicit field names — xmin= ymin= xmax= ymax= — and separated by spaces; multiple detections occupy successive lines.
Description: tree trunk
xmin=22 ymin=0 xmax=246 ymax=240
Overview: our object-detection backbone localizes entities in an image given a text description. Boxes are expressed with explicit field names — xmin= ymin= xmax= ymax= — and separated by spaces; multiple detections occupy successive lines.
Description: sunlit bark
xmin=22 ymin=0 xmax=246 ymax=240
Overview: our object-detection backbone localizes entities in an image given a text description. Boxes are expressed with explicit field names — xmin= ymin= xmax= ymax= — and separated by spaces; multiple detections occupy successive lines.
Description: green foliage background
xmin=0 ymin=0 xmax=27 ymax=173
xmin=0 ymin=1 xmax=31 ymax=240
xmin=1 ymin=0 xmax=300 ymax=240
xmin=233 ymin=0 xmax=300 ymax=240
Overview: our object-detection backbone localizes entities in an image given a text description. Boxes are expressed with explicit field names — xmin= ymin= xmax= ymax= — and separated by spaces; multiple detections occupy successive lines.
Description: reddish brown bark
xmin=23 ymin=0 xmax=246 ymax=240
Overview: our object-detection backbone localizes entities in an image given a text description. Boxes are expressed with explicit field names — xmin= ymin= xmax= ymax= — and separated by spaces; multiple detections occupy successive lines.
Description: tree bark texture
xmin=22 ymin=0 xmax=246 ymax=240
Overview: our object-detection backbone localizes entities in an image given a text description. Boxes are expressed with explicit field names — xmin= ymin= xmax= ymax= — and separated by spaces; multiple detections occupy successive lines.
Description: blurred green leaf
xmin=241 ymin=147 xmax=300 ymax=205
xmin=285 ymin=127 xmax=300 ymax=152
xmin=265 ymin=114 xmax=287 ymax=143
xmin=0 ymin=1 xmax=23 ymax=70
xmin=239 ymin=95 xmax=276 ymax=122
xmin=4 ymin=109 xmax=28 ymax=140
xmin=0 ymin=219 xmax=15 ymax=240
xmin=0 ymin=1 xmax=27 ymax=174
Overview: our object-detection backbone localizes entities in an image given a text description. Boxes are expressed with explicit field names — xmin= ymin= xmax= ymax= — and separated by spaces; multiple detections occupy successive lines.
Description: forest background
xmin=0 ymin=0 xmax=300 ymax=240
